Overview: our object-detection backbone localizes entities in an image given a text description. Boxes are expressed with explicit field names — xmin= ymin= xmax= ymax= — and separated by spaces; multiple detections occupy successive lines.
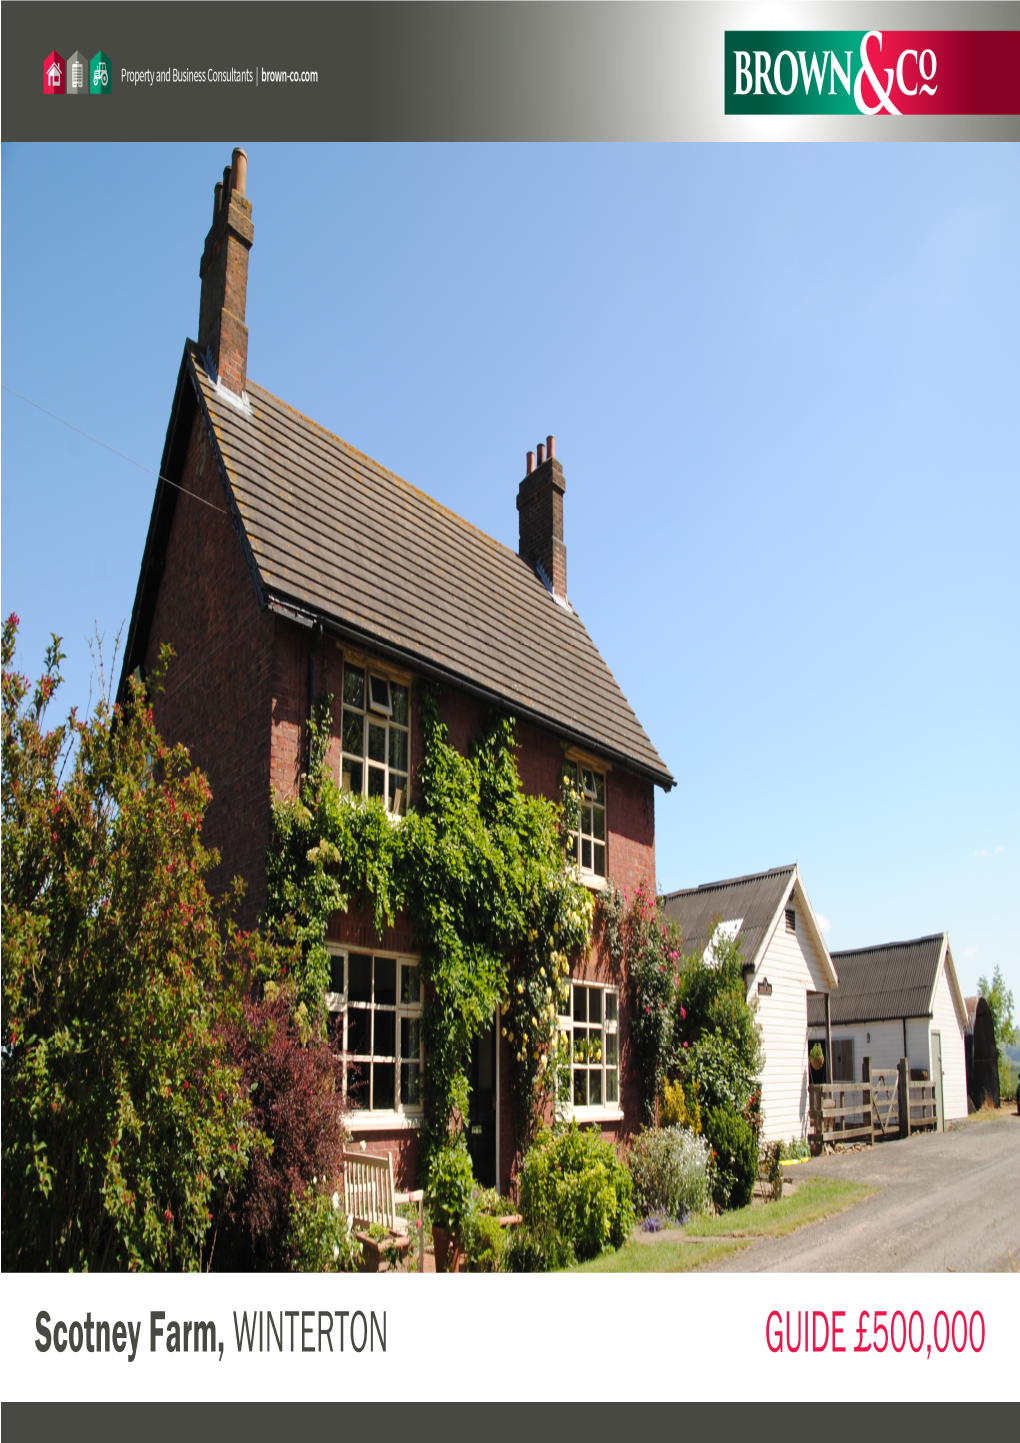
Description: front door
xmin=931 ymin=1031 xmax=944 ymax=1132
xmin=467 ymin=1020 xmax=496 ymax=1187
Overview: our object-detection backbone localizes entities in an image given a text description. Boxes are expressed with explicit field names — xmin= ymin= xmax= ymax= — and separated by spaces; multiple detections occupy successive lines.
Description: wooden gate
xmin=871 ymin=1069 xmax=900 ymax=1136
xmin=809 ymin=1061 xmax=940 ymax=1152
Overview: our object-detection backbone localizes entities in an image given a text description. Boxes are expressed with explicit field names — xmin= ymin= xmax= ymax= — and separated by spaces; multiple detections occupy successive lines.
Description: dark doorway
xmin=467 ymin=1019 xmax=496 ymax=1187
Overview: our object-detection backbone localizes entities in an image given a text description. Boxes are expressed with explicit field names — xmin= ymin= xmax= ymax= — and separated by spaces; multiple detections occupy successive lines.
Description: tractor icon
xmin=89 ymin=51 xmax=111 ymax=93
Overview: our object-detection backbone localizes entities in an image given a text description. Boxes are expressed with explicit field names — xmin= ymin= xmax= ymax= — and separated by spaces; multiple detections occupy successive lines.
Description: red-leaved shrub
xmin=213 ymin=987 xmax=350 ymax=1269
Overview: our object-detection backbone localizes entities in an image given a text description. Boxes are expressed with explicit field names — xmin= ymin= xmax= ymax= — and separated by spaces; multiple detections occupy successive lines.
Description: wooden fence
xmin=809 ymin=1058 xmax=940 ymax=1151
xmin=809 ymin=1083 xmax=874 ymax=1147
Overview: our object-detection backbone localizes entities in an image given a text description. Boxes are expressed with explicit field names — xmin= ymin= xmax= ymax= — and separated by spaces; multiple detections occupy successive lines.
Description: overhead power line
xmin=1 ymin=383 xmax=227 ymax=514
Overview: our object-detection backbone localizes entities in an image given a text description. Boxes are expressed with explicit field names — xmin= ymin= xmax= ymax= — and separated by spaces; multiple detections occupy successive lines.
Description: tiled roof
xmin=660 ymin=864 xmax=796 ymax=967
xmin=817 ymin=935 xmax=946 ymax=1025
xmin=187 ymin=346 xmax=672 ymax=788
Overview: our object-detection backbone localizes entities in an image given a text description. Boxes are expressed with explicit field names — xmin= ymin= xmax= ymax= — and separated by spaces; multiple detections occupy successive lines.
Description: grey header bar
xmin=4 ymin=1 xmax=1019 ymax=140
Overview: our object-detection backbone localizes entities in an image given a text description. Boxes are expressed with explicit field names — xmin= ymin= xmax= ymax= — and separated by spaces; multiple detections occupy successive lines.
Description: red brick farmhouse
xmin=120 ymin=151 xmax=674 ymax=1190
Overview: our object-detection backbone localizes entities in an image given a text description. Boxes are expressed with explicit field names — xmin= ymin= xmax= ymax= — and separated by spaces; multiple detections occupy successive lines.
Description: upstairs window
xmin=565 ymin=762 xmax=606 ymax=878
xmin=341 ymin=663 xmax=409 ymax=814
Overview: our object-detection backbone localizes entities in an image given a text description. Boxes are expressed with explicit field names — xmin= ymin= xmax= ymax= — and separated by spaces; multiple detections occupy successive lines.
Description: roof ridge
xmin=244 ymin=376 xmax=530 ymax=569
xmin=831 ymin=932 xmax=945 ymax=958
xmin=661 ymin=863 xmax=796 ymax=900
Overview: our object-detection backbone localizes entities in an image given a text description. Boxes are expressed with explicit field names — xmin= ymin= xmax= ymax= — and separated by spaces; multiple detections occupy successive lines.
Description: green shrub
xmin=703 ymin=1105 xmax=757 ymax=1210
xmin=462 ymin=1211 xmax=506 ymax=1272
xmin=780 ymin=1136 xmax=811 ymax=1161
xmin=460 ymin=1186 xmax=511 ymax=1272
xmin=286 ymin=1180 xmax=361 ymax=1272
xmin=627 ymin=1125 xmax=711 ymax=1220
xmin=425 ymin=1138 xmax=475 ymax=1231
xmin=503 ymin=1219 xmax=575 ymax=1273
xmin=518 ymin=1122 xmax=635 ymax=1262
xmin=681 ymin=1031 xmax=757 ymax=1114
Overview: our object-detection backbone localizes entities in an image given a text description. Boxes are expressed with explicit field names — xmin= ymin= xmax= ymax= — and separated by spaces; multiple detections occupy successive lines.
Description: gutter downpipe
xmin=306 ymin=620 xmax=323 ymax=772
xmin=494 ymin=1006 xmax=501 ymax=1195
xmin=825 ymin=992 xmax=833 ymax=1085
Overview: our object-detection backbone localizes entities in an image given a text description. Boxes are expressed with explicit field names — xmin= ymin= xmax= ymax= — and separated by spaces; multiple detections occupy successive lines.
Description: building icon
xmin=90 ymin=50 xmax=112 ymax=95
xmin=43 ymin=51 xmax=65 ymax=95
xmin=67 ymin=51 xmax=88 ymax=96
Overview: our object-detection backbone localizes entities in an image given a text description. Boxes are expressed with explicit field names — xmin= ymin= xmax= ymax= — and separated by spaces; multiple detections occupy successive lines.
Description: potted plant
xmin=426 ymin=1140 xmax=474 ymax=1272
xmin=809 ymin=1043 xmax=825 ymax=1073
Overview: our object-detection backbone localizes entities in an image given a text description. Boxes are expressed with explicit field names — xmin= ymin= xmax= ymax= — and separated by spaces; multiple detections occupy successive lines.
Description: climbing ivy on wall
xmin=263 ymin=683 xmax=593 ymax=1186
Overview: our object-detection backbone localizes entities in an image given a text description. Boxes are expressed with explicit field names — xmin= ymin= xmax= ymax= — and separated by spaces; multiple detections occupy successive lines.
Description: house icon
xmin=43 ymin=51 xmax=65 ymax=95
xmin=67 ymin=51 xmax=88 ymax=96
xmin=90 ymin=50 xmax=112 ymax=95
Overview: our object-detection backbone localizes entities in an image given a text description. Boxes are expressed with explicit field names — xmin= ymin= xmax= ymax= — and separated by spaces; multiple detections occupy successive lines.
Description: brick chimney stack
xmin=517 ymin=434 xmax=566 ymax=600
xmin=198 ymin=147 xmax=253 ymax=396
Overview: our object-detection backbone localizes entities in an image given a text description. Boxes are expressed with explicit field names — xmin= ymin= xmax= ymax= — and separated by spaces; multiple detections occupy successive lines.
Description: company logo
xmin=43 ymin=51 xmax=65 ymax=95
xmin=725 ymin=30 xmax=1020 ymax=115
xmin=43 ymin=48 xmax=112 ymax=95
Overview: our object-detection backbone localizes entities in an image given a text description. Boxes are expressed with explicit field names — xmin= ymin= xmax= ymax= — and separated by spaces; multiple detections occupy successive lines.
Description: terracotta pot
xmin=432 ymin=1224 xmax=464 ymax=1273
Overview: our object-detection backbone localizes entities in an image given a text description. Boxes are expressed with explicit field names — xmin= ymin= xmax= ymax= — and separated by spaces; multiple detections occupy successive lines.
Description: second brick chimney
xmin=198 ymin=147 xmax=253 ymax=396
xmin=517 ymin=434 xmax=567 ymax=600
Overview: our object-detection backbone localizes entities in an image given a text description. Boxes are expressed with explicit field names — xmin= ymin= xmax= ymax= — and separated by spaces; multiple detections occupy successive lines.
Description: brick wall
xmin=143 ymin=409 xmax=274 ymax=926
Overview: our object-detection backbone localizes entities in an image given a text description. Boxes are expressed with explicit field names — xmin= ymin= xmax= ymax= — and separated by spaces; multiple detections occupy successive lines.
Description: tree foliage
xmin=977 ymin=964 xmax=1018 ymax=1103
xmin=977 ymin=964 xmax=1017 ymax=1053
xmin=1 ymin=617 xmax=255 ymax=1270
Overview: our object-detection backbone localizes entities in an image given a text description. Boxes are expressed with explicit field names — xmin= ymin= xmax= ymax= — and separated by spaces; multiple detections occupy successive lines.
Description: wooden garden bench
xmin=343 ymin=1147 xmax=424 ymax=1273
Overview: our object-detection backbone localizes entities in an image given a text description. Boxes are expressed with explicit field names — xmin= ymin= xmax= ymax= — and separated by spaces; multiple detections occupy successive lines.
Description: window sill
xmin=348 ymin=1113 xmax=423 ymax=1133
xmin=568 ymin=1107 xmax=625 ymax=1125
xmin=575 ymin=871 xmax=609 ymax=893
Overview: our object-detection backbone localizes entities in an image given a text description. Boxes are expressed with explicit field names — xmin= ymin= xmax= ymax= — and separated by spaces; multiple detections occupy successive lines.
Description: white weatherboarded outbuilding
xmin=661 ymin=864 xmax=838 ymax=1144
xmin=810 ymin=933 xmax=968 ymax=1127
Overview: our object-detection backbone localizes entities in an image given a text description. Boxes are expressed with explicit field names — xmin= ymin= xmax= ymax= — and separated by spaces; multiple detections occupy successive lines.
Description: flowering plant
xmin=627 ymin=1124 xmax=712 ymax=1221
xmin=599 ymin=881 xmax=680 ymax=1123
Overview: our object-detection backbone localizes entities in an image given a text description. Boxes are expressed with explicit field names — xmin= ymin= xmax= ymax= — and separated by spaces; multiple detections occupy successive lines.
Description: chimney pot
xmin=222 ymin=165 xmax=232 ymax=199
xmin=547 ymin=434 xmax=555 ymax=459
xmin=526 ymin=451 xmax=535 ymax=475
xmin=231 ymin=147 xmax=248 ymax=198
xmin=536 ymin=442 xmax=546 ymax=465
xmin=213 ymin=180 xmax=223 ymax=220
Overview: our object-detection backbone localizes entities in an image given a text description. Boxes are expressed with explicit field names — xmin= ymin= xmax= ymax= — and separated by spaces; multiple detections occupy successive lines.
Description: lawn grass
xmin=569 ymin=1237 xmax=749 ymax=1273
xmin=567 ymin=1177 xmax=874 ymax=1273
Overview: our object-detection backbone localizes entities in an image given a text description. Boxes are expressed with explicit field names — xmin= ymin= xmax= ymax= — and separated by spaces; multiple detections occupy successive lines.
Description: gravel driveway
xmin=708 ymin=1113 xmax=1020 ymax=1272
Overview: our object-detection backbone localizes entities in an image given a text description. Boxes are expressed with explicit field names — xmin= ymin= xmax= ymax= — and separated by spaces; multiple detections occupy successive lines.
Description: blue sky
xmin=2 ymin=142 xmax=1017 ymax=1003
